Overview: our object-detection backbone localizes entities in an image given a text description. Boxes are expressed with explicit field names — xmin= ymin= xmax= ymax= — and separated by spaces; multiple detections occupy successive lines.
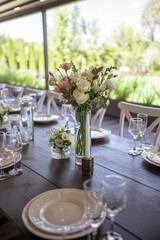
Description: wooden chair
xmin=7 ymin=85 xmax=24 ymax=106
xmin=24 ymin=87 xmax=46 ymax=113
xmin=91 ymin=100 xmax=110 ymax=128
xmin=46 ymin=90 xmax=61 ymax=116
xmin=118 ymin=101 xmax=160 ymax=145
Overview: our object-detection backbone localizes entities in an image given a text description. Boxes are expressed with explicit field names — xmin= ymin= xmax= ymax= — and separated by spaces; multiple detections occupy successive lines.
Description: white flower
xmin=76 ymin=79 xmax=91 ymax=92
xmin=69 ymin=73 xmax=80 ymax=83
xmin=0 ymin=106 xmax=5 ymax=115
xmin=62 ymin=132 xmax=70 ymax=141
xmin=106 ymin=79 xmax=116 ymax=91
xmin=73 ymin=89 xmax=89 ymax=104
xmin=92 ymin=85 xmax=106 ymax=93
xmin=55 ymin=139 xmax=63 ymax=147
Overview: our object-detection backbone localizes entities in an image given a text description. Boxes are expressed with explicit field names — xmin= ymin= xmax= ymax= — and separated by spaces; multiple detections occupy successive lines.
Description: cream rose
xmin=76 ymin=79 xmax=91 ymax=92
xmin=55 ymin=139 xmax=63 ymax=147
xmin=106 ymin=79 xmax=116 ymax=91
xmin=73 ymin=89 xmax=89 ymax=104
xmin=62 ymin=132 xmax=70 ymax=141
xmin=0 ymin=106 xmax=5 ymax=115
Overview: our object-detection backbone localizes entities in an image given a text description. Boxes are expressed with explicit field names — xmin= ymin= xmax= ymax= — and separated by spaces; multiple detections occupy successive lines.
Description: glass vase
xmin=51 ymin=146 xmax=72 ymax=159
xmin=75 ymin=110 xmax=91 ymax=166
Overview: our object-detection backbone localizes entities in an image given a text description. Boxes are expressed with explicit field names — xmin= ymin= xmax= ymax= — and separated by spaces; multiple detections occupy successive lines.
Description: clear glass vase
xmin=75 ymin=110 xmax=91 ymax=166
xmin=51 ymin=146 xmax=72 ymax=159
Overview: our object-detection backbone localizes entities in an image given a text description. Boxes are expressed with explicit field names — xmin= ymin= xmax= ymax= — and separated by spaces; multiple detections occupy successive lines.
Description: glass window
xmin=0 ymin=13 xmax=45 ymax=89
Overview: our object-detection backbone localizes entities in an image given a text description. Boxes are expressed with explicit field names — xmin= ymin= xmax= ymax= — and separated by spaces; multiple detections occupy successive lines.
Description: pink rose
xmin=61 ymin=76 xmax=68 ymax=82
xmin=59 ymin=63 xmax=72 ymax=70
xmin=55 ymin=86 xmax=61 ymax=93
xmin=81 ymin=71 xmax=86 ymax=76
xmin=49 ymin=76 xmax=57 ymax=86
xmin=60 ymin=80 xmax=70 ymax=91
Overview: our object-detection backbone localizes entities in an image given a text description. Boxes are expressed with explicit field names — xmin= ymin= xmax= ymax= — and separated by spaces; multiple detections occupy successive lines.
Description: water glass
xmin=6 ymin=131 xmax=23 ymax=176
xmin=128 ymin=118 xmax=142 ymax=156
xmin=61 ymin=104 xmax=74 ymax=123
xmin=101 ymin=175 xmax=127 ymax=240
xmin=9 ymin=114 xmax=21 ymax=131
xmin=137 ymin=113 xmax=148 ymax=150
xmin=0 ymin=131 xmax=9 ymax=180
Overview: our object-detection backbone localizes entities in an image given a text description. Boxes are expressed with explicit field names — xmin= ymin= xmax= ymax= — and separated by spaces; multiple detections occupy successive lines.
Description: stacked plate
xmin=142 ymin=148 xmax=160 ymax=167
xmin=22 ymin=188 xmax=105 ymax=239
xmin=1 ymin=151 xmax=22 ymax=169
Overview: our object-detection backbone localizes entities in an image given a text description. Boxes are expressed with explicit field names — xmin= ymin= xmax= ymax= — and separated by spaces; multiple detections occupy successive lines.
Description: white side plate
xmin=91 ymin=127 xmax=111 ymax=139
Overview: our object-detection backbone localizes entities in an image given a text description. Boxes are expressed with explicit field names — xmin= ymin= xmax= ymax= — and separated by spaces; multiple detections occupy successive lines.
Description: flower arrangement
xmin=0 ymin=104 xmax=10 ymax=122
xmin=47 ymin=126 xmax=74 ymax=149
xmin=49 ymin=62 xmax=117 ymax=112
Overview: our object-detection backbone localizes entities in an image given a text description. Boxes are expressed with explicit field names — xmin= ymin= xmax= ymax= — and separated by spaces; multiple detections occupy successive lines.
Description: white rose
xmin=76 ymin=79 xmax=91 ymax=92
xmin=55 ymin=139 xmax=63 ymax=147
xmin=73 ymin=89 xmax=89 ymax=104
xmin=92 ymin=85 xmax=106 ymax=93
xmin=106 ymin=79 xmax=116 ymax=91
xmin=69 ymin=73 xmax=80 ymax=83
xmin=62 ymin=132 xmax=70 ymax=141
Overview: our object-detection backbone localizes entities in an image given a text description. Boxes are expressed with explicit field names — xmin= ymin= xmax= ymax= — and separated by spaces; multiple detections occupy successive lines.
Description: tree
xmin=28 ymin=43 xmax=37 ymax=72
xmin=38 ymin=46 xmax=44 ymax=73
xmin=141 ymin=0 xmax=160 ymax=41
xmin=19 ymin=39 xmax=27 ymax=69
xmin=7 ymin=38 xmax=17 ymax=69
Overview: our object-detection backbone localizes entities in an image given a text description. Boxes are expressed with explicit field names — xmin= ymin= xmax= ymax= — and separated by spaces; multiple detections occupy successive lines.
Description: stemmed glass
xmin=128 ymin=117 xmax=142 ymax=156
xmin=83 ymin=179 xmax=106 ymax=240
xmin=0 ymin=131 xmax=9 ymax=180
xmin=61 ymin=104 xmax=74 ymax=128
xmin=137 ymin=113 xmax=148 ymax=150
xmin=5 ymin=131 xmax=23 ymax=176
xmin=101 ymin=175 xmax=127 ymax=240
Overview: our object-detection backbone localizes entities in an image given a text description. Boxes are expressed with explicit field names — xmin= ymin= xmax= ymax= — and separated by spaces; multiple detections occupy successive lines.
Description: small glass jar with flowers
xmin=47 ymin=125 xmax=74 ymax=159
xmin=0 ymin=104 xmax=10 ymax=129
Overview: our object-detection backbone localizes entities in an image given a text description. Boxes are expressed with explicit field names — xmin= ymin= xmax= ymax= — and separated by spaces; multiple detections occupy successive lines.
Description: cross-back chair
xmin=91 ymin=100 xmax=110 ymax=128
xmin=24 ymin=87 xmax=46 ymax=113
xmin=118 ymin=101 xmax=160 ymax=145
xmin=46 ymin=91 xmax=61 ymax=116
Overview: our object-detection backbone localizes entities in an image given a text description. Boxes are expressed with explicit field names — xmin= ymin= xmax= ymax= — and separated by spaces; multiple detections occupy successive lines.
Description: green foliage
xmin=7 ymin=39 xmax=17 ymax=69
xmin=28 ymin=43 xmax=37 ymax=72
xmin=19 ymin=39 xmax=27 ymax=69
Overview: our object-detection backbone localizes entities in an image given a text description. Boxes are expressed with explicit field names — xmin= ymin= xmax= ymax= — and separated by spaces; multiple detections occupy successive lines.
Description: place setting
xmin=22 ymin=175 xmax=127 ymax=240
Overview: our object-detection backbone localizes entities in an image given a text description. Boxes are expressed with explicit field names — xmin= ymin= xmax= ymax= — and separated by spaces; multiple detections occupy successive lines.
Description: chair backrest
xmin=91 ymin=100 xmax=110 ymax=128
xmin=0 ymin=83 xmax=6 ymax=90
xmin=7 ymin=85 xmax=24 ymax=106
xmin=46 ymin=90 xmax=61 ymax=116
xmin=24 ymin=87 xmax=46 ymax=113
xmin=118 ymin=101 xmax=160 ymax=145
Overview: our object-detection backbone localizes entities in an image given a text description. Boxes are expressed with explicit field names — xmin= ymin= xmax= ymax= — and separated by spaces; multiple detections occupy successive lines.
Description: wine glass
xmin=5 ymin=131 xmax=23 ymax=176
xmin=101 ymin=175 xmax=127 ymax=240
xmin=128 ymin=117 xmax=142 ymax=156
xmin=61 ymin=104 xmax=74 ymax=128
xmin=0 ymin=131 xmax=9 ymax=180
xmin=137 ymin=113 xmax=148 ymax=150
xmin=83 ymin=178 xmax=106 ymax=240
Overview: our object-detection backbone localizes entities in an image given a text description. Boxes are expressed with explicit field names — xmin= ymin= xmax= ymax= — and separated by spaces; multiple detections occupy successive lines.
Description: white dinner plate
xmin=22 ymin=189 xmax=105 ymax=239
xmin=91 ymin=127 xmax=111 ymax=139
xmin=142 ymin=149 xmax=160 ymax=167
xmin=1 ymin=152 xmax=22 ymax=170
xmin=33 ymin=114 xmax=59 ymax=123
xmin=28 ymin=189 xmax=93 ymax=234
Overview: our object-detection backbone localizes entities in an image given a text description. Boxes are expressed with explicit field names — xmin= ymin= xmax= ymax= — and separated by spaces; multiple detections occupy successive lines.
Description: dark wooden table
xmin=0 ymin=121 xmax=160 ymax=240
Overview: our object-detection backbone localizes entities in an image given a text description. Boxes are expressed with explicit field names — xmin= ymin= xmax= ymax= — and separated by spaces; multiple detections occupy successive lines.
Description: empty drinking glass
xmin=128 ymin=118 xmax=142 ymax=156
xmin=83 ymin=178 xmax=105 ymax=240
xmin=137 ymin=113 xmax=148 ymax=150
xmin=0 ymin=131 xmax=9 ymax=180
xmin=6 ymin=131 xmax=23 ymax=176
xmin=101 ymin=175 xmax=127 ymax=240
